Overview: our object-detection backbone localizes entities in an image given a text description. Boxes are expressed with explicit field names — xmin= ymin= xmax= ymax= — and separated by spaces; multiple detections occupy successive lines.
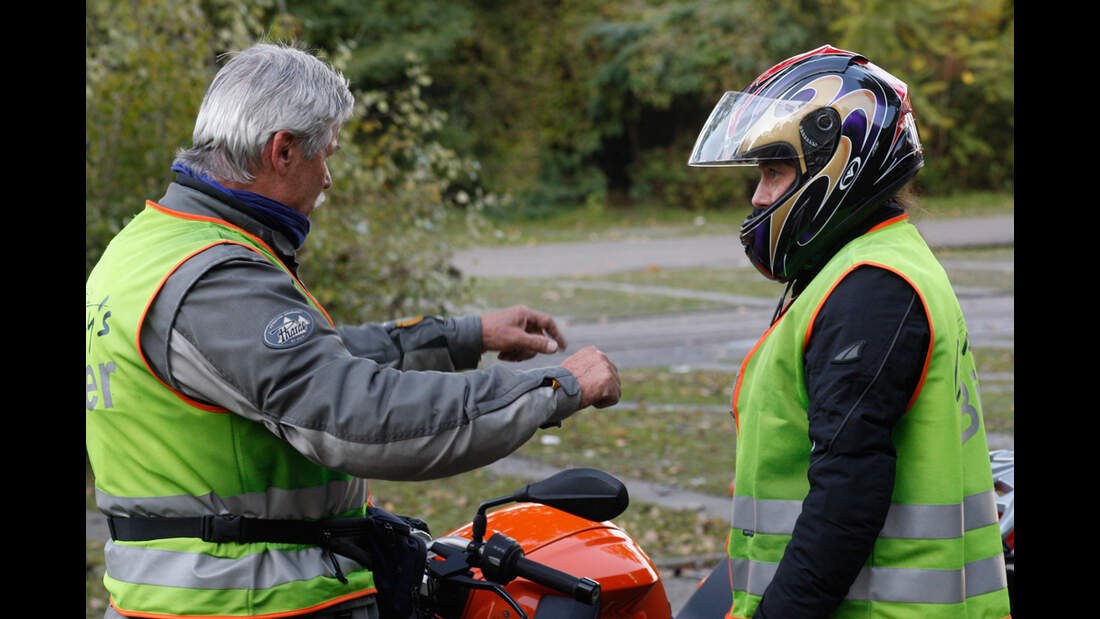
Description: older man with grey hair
xmin=86 ymin=42 xmax=620 ymax=619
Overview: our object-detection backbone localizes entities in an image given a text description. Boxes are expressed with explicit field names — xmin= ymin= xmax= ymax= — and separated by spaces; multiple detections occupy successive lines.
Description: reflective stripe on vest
xmin=730 ymin=489 xmax=1000 ymax=539
xmin=729 ymin=553 xmax=1008 ymax=604
xmin=728 ymin=489 xmax=1008 ymax=605
xmin=104 ymin=542 xmax=367 ymax=590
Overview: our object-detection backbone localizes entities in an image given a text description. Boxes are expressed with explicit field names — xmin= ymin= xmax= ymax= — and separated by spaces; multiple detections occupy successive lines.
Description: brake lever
xmin=445 ymin=573 xmax=528 ymax=619
xmin=427 ymin=552 xmax=472 ymax=579
xmin=428 ymin=540 xmax=528 ymax=619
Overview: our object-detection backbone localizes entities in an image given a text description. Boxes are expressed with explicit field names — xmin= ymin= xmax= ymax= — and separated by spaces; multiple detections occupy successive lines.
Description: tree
xmin=86 ymin=0 xmax=217 ymax=275
xmin=833 ymin=0 xmax=1014 ymax=193
xmin=302 ymin=54 xmax=485 ymax=323
xmin=281 ymin=0 xmax=1013 ymax=212
xmin=86 ymin=1 xmax=481 ymax=325
xmin=86 ymin=0 xmax=283 ymax=275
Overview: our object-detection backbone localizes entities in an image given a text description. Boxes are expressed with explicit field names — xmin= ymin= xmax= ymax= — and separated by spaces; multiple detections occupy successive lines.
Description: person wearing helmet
xmin=688 ymin=46 xmax=1011 ymax=617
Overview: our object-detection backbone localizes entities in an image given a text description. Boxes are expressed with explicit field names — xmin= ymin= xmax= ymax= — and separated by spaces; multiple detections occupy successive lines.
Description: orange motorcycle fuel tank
xmin=445 ymin=503 xmax=671 ymax=618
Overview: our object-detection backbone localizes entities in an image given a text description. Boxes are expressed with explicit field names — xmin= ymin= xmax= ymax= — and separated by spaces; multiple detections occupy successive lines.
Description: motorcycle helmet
xmin=688 ymin=45 xmax=924 ymax=282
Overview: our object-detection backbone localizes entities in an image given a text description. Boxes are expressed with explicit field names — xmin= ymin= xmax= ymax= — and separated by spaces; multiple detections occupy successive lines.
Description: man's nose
xmin=751 ymin=182 xmax=772 ymax=208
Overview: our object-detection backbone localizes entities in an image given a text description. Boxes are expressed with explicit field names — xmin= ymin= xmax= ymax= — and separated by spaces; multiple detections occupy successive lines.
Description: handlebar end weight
xmin=575 ymin=577 xmax=600 ymax=606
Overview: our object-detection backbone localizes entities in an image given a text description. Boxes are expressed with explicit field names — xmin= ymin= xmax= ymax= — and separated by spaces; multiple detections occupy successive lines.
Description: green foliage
xmin=460 ymin=0 xmax=610 ymax=220
xmin=87 ymin=0 xmax=1015 ymax=286
xmin=86 ymin=1 xmax=482 ymax=325
xmin=302 ymin=55 xmax=486 ymax=323
xmin=86 ymin=0 xmax=215 ymax=276
xmin=568 ymin=1 xmax=843 ymax=212
xmin=285 ymin=0 xmax=1013 ymax=216
xmin=628 ymin=136 xmax=747 ymax=212
xmin=284 ymin=0 xmax=477 ymax=88
xmin=831 ymin=0 xmax=1015 ymax=193
xmin=85 ymin=0 xmax=279 ymax=277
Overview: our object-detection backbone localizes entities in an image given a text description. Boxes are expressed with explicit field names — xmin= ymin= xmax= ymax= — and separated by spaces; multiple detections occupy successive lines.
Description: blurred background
xmin=86 ymin=0 xmax=1013 ymax=325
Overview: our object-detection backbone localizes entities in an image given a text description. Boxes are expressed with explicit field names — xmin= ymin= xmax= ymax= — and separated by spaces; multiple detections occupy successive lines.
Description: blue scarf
xmin=171 ymin=162 xmax=311 ymax=249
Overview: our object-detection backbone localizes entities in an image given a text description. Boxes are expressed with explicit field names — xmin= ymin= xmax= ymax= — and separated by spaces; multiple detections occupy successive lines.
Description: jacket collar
xmin=157 ymin=175 xmax=301 ymax=274
xmin=791 ymin=202 xmax=907 ymax=296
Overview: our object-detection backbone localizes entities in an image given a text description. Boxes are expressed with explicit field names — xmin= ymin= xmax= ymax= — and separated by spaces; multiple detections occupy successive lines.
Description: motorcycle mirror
xmin=513 ymin=468 xmax=629 ymax=522
xmin=471 ymin=468 xmax=630 ymax=544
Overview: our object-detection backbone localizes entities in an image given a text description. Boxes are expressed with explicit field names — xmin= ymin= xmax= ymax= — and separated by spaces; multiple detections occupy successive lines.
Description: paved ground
xmin=88 ymin=214 xmax=1013 ymax=615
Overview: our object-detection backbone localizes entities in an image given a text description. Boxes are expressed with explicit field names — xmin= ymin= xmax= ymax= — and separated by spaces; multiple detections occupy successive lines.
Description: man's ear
xmin=267 ymin=130 xmax=298 ymax=177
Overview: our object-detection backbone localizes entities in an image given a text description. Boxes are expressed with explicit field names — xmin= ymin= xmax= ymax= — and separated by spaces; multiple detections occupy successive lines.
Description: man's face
xmin=751 ymin=160 xmax=797 ymax=209
xmin=287 ymin=126 xmax=341 ymax=216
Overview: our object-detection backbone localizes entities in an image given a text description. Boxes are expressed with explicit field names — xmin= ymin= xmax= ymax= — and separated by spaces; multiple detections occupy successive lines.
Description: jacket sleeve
xmin=753 ymin=266 xmax=931 ymax=618
xmin=141 ymin=246 xmax=582 ymax=482
xmin=335 ymin=315 xmax=484 ymax=372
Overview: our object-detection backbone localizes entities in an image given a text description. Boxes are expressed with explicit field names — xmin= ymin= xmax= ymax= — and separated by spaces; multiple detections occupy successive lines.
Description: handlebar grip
xmin=513 ymin=556 xmax=600 ymax=606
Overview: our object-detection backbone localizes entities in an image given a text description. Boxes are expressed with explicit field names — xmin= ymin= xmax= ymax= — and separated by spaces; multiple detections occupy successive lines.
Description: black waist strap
xmin=106 ymin=510 xmax=429 ymax=618
xmin=107 ymin=514 xmax=327 ymax=545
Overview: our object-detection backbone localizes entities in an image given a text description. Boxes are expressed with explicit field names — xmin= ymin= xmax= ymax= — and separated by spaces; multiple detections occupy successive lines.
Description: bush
xmin=628 ymin=139 xmax=751 ymax=213
xmin=300 ymin=57 xmax=488 ymax=324
xmin=86 ymin=4 xmax=486 ymax=325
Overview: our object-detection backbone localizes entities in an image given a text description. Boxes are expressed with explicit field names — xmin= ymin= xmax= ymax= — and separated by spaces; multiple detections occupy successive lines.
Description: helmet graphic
xmin=689 ymin=45 xmax=924 ymax=282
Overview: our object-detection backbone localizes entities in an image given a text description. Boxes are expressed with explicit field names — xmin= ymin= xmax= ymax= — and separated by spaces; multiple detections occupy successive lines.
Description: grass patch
xmin=442 ymin=203 xmax=750 ymax=250
xmin=980 ymin=388 xmax=1014 ymax=435
xmin=941 ymin=269 xmax=1014 ymax=294
xmin=368 ymin=468 xmax=728 ymax=561
xmin=975 ymin=346 xmax=1014 ymax=435
xmin=516 ymin=403 xmax=737 ymax=499
xmin=614 ymin=504 xmax=728 ymax=560
xmin=911 ymin=191 xmax=1015 ymax=220
xmin=975 ymin=345 xmax=1014 ymax=376
xmin=369 ymin=468 xmax=533 ymax=537
xmin=467 ymin=266 xmax=784 ymax=319
xmin=621 ymin=367 xmax=736 ymax=408
xmin=468 ymin=275 xmax=743 ymax=322
xmin=468 ymin=248 xmax=1010 ymax=321
xmin=573 ymin=267 xmax=785 ymax=298
xmin=446 ymin=191 xmax=1013 ymax=250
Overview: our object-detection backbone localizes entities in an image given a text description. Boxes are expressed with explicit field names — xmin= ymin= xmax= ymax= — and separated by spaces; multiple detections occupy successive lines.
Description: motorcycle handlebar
xmin=428 ymin=535 xmax=601 ymax=607
xmin=513 ymin=556 xmax=600 ymax=606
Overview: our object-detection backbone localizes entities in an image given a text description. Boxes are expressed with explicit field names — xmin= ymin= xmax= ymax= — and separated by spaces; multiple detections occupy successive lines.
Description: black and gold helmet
xmin=689 ymin=45 xmax=924 ymax=282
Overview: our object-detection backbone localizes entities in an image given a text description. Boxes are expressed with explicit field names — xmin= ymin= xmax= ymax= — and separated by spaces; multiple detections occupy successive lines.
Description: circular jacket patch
xmin=263 ymin=309 xmax=316 ymax=349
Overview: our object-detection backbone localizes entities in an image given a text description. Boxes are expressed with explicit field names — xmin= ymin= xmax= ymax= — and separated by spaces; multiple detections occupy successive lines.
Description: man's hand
xmin=561 ymin=346 xmax=621 ymax=409
xmin=481 ymin=305 xmax=568 ymax=362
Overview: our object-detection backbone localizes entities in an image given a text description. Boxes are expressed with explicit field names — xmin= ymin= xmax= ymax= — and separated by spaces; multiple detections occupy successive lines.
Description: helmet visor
xmin=688 ymin=90 xmax=832 ymax=167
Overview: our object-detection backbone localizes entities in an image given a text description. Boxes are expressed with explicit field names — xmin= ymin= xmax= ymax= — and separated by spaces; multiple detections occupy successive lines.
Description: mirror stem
xmin=472 ymin=512 xmax=487 ymax=545
xmin=472 ymin=494 xmax=518 ymax=544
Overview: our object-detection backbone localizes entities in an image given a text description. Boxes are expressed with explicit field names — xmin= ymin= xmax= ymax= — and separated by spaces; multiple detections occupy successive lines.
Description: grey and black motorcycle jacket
xmin=138 ymin=175 xmax=583 ymax=482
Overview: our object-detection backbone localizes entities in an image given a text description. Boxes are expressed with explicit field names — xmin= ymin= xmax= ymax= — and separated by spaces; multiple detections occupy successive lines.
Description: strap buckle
xmin=106 ymin=516 xmax=120 ymax=541
xmin=202 ymin=514 xmax=244 ymax=543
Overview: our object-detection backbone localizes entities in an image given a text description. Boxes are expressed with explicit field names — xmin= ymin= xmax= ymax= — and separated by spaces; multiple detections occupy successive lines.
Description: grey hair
xmin=174 ymin=42 xmax=355 ymax=184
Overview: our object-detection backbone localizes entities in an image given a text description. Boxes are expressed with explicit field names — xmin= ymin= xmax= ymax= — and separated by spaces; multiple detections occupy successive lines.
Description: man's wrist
xmin=544 ymin=368 xmax=583 ymax=424
xmin=448 ymin=315 xmax=485 ymax=369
